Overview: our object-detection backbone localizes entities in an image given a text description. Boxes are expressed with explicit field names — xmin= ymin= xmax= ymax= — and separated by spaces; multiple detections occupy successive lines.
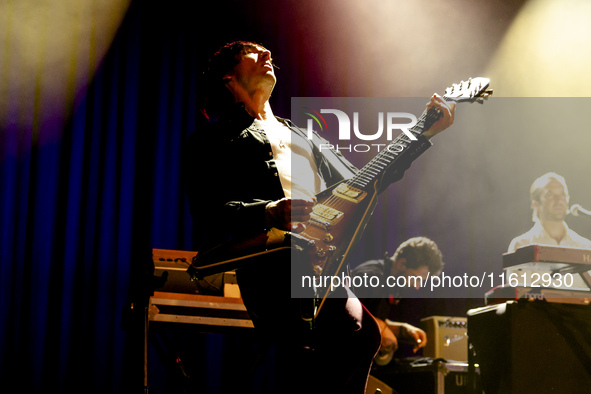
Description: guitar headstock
xmin=443 ymin=77 xmax=493 ymax=104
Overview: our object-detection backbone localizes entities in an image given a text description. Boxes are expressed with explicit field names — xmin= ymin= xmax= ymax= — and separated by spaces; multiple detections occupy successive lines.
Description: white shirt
xmin=507 ymin=220 xmax=591 ymax=289
xmin=254 ymin=117 xmax=325 ymax=200
xmin=508 ymin=221 xmax=591 ymax=252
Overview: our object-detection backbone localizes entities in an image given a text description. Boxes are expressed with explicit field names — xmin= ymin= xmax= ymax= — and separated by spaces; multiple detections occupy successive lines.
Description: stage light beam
xmin=487 ymin=0 xmax=591 ymax=96
xmin=0 ymin=0 xmax=132 ymax=146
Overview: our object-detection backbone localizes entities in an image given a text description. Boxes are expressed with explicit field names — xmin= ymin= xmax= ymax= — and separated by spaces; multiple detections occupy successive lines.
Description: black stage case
xmin=371 ymin=358 xmax=481 ymax=394
xmin=467 ymin=300 xmax=591 ymax=394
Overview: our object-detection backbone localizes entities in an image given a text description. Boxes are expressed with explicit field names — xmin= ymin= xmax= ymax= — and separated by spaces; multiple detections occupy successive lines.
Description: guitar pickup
xmin=309 ymin=204 xmax=344 ymax=230
xmin=333 ymin=183 xmax=367 ymax=204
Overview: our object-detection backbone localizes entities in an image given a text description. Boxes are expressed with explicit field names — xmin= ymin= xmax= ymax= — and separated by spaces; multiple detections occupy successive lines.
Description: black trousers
xmin=236 ymin=251 xmax=381 ymax=393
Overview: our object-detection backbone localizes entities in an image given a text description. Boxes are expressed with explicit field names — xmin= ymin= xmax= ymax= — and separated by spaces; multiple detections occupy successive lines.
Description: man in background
xmin=351 ymin=236 xmax=444 ymax=365
xmin=507 ymin=172 xmax=591 ymax=288
xmin=508 ymin=172 xmax=591 ymax=251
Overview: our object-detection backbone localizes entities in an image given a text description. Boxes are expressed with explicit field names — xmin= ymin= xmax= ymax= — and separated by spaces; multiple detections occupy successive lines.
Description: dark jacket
xmin=182 ymin=107 xmax=359 ymax=250
xmin=182 ymin=106 xmax=431 ymax=250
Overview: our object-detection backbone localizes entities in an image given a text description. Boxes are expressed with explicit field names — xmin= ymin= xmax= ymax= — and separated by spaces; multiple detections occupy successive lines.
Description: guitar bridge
xmin=309 ymin=204 xmax=344 ymax=230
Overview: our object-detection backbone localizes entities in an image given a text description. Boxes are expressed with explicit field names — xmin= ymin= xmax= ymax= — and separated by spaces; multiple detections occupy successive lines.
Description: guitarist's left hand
xmin=422 ymin=93 xmax=455 ymax=139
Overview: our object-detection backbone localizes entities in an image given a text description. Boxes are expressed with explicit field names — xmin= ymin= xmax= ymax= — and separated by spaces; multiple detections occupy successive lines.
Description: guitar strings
xmin=306 ymin=100 xmax=449 ymax=219
xmin=346 ymin=104 xmax=441 ymax=191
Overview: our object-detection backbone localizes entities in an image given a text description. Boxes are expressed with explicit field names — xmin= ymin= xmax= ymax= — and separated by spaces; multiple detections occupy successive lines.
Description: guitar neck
xmin=348 ymin=105 xmax=444 ymax=192
xmin=328 ymin=77 xmax=492 ymax=193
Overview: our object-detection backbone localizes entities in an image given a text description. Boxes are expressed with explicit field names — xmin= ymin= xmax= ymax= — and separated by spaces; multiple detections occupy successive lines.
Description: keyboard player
xmin=507 ymin=172 xmax=591 ymax=289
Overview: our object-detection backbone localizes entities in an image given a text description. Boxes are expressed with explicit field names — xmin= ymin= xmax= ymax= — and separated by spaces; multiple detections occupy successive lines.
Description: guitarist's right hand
xmin=265 ymin=197 xmax=315 ymax=232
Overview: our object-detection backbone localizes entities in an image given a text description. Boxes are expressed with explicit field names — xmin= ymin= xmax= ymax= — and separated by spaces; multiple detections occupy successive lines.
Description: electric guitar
xmin=188 ymin=77 xmax=492 ymax=318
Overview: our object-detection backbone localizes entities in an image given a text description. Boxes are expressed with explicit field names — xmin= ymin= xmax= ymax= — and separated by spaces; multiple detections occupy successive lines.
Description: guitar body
xmin=296 ymin=179 xmax=380 ymax=314
xmin=188 ymin=180 xmax=380 ymax=290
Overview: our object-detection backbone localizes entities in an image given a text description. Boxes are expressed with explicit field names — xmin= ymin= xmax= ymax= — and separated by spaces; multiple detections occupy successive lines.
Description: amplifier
xmin=420 ymin=316 xmax=468 ymax=362
xmin=153 ymin=248 xmax=198 ymax=294
xmin=152 ymin=248 xmax=241 ymax=297
xmin=468 ymin=301 xmax=591 ymax=394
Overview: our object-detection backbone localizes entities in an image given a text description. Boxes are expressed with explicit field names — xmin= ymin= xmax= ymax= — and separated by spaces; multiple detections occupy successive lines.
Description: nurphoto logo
xmin=304 ymin=108 xmax=418 ymax=141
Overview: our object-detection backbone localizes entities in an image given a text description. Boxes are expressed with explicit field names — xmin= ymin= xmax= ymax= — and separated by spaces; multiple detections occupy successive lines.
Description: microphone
xmin=570 ymin=204 xmax=591 ymax=218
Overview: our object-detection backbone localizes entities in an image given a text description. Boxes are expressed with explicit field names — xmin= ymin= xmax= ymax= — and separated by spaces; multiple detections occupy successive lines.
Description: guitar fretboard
xmin=348 ymin=106 xmax=443 ymax=190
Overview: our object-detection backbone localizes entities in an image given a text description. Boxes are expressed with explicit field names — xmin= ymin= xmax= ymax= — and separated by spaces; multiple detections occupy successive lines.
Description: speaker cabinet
xmin=468 ymin=300 xmax=591 ymax=394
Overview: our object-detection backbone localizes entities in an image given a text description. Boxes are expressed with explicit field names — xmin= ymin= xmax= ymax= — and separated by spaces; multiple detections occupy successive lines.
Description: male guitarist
xmin=182 ymin=41 xmax=455 ymax=393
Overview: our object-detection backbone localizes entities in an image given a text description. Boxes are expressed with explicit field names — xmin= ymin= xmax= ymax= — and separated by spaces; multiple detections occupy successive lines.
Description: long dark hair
xmin=198 ymin=41 xmax=270 ymax=121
